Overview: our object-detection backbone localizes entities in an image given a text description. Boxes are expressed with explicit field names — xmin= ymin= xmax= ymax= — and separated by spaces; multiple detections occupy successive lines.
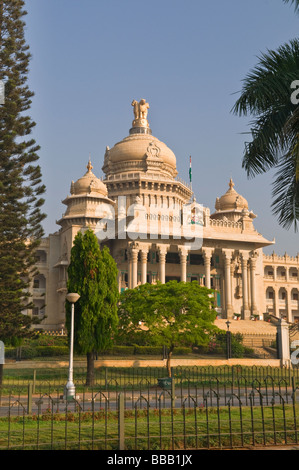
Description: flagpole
xmin=189 ymin=155 xmax=192 ymax=197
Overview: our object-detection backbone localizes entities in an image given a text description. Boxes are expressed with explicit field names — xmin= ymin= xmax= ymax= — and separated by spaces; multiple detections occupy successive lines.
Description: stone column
xmin=128 ymin=242 xmax=139 ymax=289
xmin=131 ymin=247 xmax=139 ymax=288
xmin=202 ymin=248 xmax=213 ymax=289
xmin=274 ymin=288 xmax=279 ymax=318
xmin=178 ymin=246 xmax=188 ymax=282
xmin=240 ymin=251 xmax=250 ymax=319
xmin=117 ymin=271 xmax=122 ymax=293
xmin=230 ymin=260 xmax=234 ymax=308
xmin=157 ymin=245 xmax=168 ymax=284
xmin=286 ymin=288 xmax=292 ymax=323
xmin=127 ymin=251 xmax=132 ymax=289
xmin=250 ymin=251 xmax=258 ymax=316
xmin=140 ymin=246 xmax=149 ymax=285
xmin=247 ymin=262 xmax=251 ymax=311
xmin=277 ymin=318 xmax=291 ymax=366
xmin=221 ymin=275 xmax=226 ymax=313
xmin=223 ymin=249 xmax=234 ymax=318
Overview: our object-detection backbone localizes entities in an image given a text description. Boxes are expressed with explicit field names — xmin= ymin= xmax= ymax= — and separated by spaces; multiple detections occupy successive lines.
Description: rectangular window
xmin=189 ymin=254 xmax=204 ymax=265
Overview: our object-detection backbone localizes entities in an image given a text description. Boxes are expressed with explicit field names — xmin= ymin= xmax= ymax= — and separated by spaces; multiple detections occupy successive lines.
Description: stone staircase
xmin=215 ymin=319 xmax=277 ymax=335
xmin=215 ymin=319 xmax=277 ymax=357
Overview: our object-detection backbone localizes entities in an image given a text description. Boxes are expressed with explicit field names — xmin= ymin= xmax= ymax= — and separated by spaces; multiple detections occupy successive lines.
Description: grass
xmin=0 ymin=404 xmax=298 ymax=450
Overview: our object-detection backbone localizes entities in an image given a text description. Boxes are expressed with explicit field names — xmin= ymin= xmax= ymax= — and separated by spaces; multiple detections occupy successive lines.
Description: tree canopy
xmin=117 ymin=281 xmax=218 ymax=376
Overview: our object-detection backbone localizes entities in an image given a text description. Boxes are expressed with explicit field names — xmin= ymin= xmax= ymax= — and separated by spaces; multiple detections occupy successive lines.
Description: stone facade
xmin=263 ymin=253 xmax=299 ymax=322
xmin=25 ymin=100 xmax=299 ymax=330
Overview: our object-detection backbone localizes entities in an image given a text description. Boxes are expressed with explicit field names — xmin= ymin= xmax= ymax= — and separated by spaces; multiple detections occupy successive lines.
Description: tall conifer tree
xmin=66 ymin=229 xmax=119 ymax=386
xmin=0 ymin=0 xmax=46 ymax=344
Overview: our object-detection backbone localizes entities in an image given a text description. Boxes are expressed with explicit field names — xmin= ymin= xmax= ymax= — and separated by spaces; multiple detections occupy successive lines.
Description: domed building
xmin=28 ymin=100 xmax=299 ymax=329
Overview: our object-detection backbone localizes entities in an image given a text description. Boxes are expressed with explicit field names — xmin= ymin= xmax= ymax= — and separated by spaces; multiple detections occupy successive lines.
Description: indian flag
xmin=189 ymin=156 xmax=192 ymax=183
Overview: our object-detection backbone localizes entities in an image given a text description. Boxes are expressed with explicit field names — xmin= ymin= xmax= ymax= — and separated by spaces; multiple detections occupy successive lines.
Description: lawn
xmin=0 ymin=404 xmax=298 ymax=450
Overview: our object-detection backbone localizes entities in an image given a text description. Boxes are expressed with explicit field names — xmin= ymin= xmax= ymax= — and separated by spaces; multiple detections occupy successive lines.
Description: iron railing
xmin=0 ymin=372 xmax=299 ymax=450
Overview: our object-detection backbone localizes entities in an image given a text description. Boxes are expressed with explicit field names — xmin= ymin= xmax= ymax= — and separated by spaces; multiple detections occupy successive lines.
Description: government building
xmin=28 ymin=100 xmax=299 ymax=331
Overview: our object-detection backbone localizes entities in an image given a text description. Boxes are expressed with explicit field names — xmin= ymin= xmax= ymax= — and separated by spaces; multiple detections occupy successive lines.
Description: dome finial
xmin=229 ymin=177 xmax=234 ymax=190
xmin=87 ymin=155 xmax=93 ymax=172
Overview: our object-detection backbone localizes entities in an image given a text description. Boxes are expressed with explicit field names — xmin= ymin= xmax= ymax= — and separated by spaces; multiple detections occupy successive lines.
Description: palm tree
xmin=232 ymin=39 xmax=299 ymax=230
xmin=283 ymin=0 xmax=299 ymax=14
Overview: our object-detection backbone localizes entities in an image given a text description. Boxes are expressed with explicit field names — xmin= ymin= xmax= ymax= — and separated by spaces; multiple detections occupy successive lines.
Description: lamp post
xmin=226 ymin=320 xmax=231 ymax=359
xmin=64 ymin=292 xmax=80 ymax=400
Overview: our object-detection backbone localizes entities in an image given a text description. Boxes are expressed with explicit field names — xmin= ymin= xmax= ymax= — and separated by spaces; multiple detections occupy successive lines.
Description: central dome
xmin=108 ymin=133 xmax=176 ymax=170
xmin=102 ymin=99 xmax=178 ymax=179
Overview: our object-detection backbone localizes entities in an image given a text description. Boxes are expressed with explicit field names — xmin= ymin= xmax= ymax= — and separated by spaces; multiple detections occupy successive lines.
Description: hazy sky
xmin=23 ymin=0 xmax=299 ymax=255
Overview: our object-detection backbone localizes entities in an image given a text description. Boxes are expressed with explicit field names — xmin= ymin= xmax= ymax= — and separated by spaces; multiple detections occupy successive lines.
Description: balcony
xmin=57 ymin=280 xmax=67 ymax=293
xmin=32 ymin=288 xmax=46 ymax=298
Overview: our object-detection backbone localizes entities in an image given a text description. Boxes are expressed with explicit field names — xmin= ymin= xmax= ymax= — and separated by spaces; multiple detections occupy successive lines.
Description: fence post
xmin=118 ymin=393 xmax=125 ymax=450
xmin=105 ymin=367 xmax=108 ymax=389
xmin=171 ymin=377 xmax=175 ymax=409
xmin=27 ymin=383 xmax=32 ymax=415
xmin=33 ymin=369 xmax=36 ymax=394
xmin=292 ymin=376 xmax=297 ymax=404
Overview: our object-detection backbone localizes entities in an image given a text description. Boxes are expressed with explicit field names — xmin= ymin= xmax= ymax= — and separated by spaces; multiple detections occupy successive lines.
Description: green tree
xmin=232 ymin=4 xmax=299 ymax=230
xmin=0 ymin=0 xmax=45 ymax=366
xmin=66 ymin=229 xmax=119 ymax=386
xmin=117 ymin=281 xmax=218 ymax=377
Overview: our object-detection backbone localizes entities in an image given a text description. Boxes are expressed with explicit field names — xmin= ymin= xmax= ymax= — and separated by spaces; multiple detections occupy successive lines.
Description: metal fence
xmin=0 ymin=369 xmax=299 ymax=450
xmin=2 ymin=364 xmax=299 ymax=389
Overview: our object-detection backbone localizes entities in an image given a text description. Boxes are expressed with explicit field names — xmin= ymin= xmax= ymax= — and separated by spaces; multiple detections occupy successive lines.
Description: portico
xmin=117 ymin=237 xmax=267 ymax=320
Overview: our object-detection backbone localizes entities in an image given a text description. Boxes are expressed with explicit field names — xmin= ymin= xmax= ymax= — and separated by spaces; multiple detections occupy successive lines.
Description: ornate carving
xmin=146 ymin=141 xmax=161 ymax=160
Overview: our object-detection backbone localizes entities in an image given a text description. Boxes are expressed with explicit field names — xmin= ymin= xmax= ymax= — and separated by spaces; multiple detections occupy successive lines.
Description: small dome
xmin=216 ymin=178 xmax=248 ymax=212
xmin=71 ymin=160 xmax=108 ymax=197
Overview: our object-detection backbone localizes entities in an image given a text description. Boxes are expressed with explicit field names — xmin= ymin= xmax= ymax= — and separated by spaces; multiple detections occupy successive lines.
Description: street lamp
xmin=64 ymin=292 xmax=80 ymax=400
xmin=226 ymin=320 xmax=231 ymax=359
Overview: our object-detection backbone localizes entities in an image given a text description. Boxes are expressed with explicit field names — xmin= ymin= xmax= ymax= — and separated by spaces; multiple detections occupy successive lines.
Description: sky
xmin=23 ymin=0 xmax=299 ymax=255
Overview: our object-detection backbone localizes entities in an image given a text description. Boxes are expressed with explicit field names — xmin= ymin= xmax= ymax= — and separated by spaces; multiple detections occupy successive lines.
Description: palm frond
xmin=232 ymin=40 xmax=299 ymax=117
xmin=271 ymin=146 xmax=299 ymax=230
xmin=242 ymin=105 xmax=294 ymax=176
xmin=283 ymin=0 xmax=299 ymax=14
xmin=232 ymin=39 xmax=299 ymax=230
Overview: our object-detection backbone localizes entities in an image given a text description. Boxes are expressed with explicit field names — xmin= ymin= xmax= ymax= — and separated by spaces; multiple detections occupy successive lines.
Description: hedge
xmin=5 ymin=344 xmax=193 ymax=359
xmin=5 ymin=345 xmax=69 ymax=359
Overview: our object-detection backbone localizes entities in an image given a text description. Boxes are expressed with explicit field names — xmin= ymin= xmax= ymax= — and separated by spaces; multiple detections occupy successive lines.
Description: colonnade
xmin=124 ymin=242 xmax=259 ymax=319
xmin=266 ymin=285 xmax=299 ymax=322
